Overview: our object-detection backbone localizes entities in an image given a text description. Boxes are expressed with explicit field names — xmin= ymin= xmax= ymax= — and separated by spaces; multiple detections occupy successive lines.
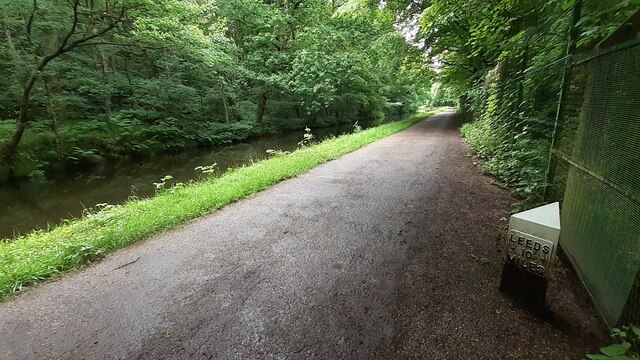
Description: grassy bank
xmin=0 ymin=108 xmax=445 ymax=298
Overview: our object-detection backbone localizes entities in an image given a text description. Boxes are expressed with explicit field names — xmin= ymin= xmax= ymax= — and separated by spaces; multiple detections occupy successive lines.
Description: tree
xmin=1 ymin=0 xmax=137 ymax=177
xmin=0 ymin=0 xmax=434 ymax=181
xmin=385 ymin=0 xmax=637 ymax=198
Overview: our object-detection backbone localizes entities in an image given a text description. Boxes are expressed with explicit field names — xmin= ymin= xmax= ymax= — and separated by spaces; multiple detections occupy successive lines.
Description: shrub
xmin=461 ymin=117 xmax=549 ymax=201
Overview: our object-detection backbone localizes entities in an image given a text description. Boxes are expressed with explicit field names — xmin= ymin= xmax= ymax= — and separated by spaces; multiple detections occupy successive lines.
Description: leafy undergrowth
xmin=587 ymin=326 xmax=640 ymax=360
xmin=460 ymin=118 xmax=549 ymax=203
xmin=0 ymin=108 xmax=445 ymax=299
xmin=1 ymin=118 xmax=263 ymax=180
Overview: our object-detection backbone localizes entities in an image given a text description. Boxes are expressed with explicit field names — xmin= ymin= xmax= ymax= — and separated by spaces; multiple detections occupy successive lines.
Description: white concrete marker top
xmin=509 ymin=202 xmax=561 ymax=244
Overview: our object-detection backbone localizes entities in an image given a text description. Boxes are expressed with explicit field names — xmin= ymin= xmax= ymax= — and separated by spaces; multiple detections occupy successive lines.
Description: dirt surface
xmin=0 ymin=109 xmax=606 ymax=359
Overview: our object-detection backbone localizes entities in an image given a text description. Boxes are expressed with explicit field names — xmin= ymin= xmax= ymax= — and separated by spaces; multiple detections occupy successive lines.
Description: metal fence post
xmin=544 ymin=0 xmax=583 ymax=200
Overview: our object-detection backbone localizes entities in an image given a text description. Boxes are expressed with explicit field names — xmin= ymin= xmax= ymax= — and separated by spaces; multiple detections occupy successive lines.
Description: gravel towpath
xmin=0 ymin=110 xmax=604 ymax=359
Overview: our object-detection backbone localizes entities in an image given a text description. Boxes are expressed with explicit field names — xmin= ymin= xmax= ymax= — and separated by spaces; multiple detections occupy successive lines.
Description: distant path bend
xmin=0 ymin=110 xmax=597 ymax=359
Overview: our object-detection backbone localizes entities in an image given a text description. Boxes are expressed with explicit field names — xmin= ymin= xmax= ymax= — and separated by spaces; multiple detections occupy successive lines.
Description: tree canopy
xmin=0 ymin=0 xmax=435 ymax=180
xmin=393 ymin=0 xmax=638 ymax=199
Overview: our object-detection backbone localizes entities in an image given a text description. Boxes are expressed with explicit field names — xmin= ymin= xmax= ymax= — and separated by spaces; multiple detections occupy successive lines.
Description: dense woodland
xmin=0 ymin=0 xmax=455 ymax=181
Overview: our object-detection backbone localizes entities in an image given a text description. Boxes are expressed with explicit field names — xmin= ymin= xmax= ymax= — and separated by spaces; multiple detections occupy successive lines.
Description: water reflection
xmin=0 ymin=123 xmax=362 ymax=239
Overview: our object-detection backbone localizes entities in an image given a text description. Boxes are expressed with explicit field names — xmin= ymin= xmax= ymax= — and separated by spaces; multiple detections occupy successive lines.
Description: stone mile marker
xmin=499 ymin=202 xmax=560 ymax=308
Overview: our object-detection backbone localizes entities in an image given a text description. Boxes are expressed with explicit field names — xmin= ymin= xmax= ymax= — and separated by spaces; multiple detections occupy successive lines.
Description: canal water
xmin=0 ymin=123 xmax=364 ymax=240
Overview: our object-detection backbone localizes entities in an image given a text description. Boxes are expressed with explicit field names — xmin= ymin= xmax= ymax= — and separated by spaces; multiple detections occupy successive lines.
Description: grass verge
xmin=0 ymin=108 xmax=446 ymax=299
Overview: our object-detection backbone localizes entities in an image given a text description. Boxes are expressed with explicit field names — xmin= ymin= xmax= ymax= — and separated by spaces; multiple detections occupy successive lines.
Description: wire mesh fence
xmin=460 ymin=0 xmax=640 ymax=328
xmin=546 ymin=28 xmax=640 ymax=326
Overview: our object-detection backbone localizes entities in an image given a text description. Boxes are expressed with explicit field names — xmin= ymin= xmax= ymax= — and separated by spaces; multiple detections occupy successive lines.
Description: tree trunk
xmin=3 ymin=43 xmax=67 ymax=174
xmin=44 ymin=80 xmax=63 ymax=159
xmin=200 ymin=94 xmax=206 ymax=118
xmin=101 ymin=51 xmax=112 ymax=128
xmin=222 ymin=95 xmax=230 ymax=124
xmin=2 ymin=71 xmax=40 ymax=177
xmin=1 ymin=0 xmax=126 ymax=177
xmin=220 ymin=78 xmax=230 ymax=123
xmin=3 ymin=16 xmax=17 ymax=59
xmin=123 ymin=56 xmax=136 ymax=108
xmin=2 ymin=122 xmax=26 ymax=178
xmin=256 ymin=91 xmax=268 ymax=124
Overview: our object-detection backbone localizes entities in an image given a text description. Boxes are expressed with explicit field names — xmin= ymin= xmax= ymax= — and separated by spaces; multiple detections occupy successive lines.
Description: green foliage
xmin=194 ymin=164 xmax=218 ymax=178
xmin=353 ymin=121 xmax=362 ymax=133
xmin=265 ymin=148 xmax=291 ymax=157
xmin=1 ymin=116 xmax=261 ymax=177
xmin=406 ymin=0 xmax=636 ymax=201
xmin=0 ymin=0 xmax=433 ymax=181
xmin=297 ymin=127 xmax=315 ymax=148
xmin=471 ymin=254 xmax=492 ymax=266
xmin=0 ymin=108 xmax=444 ymax=298
xmin=587 ymin=326 xmax=640 ymax=359
xmin=152 ymin=175 xmax=174 ymax=192
xmin=461 ymin=118 xmax=549 ymax=200
xmin=424 ymin=83 xmax=457 ymax=107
